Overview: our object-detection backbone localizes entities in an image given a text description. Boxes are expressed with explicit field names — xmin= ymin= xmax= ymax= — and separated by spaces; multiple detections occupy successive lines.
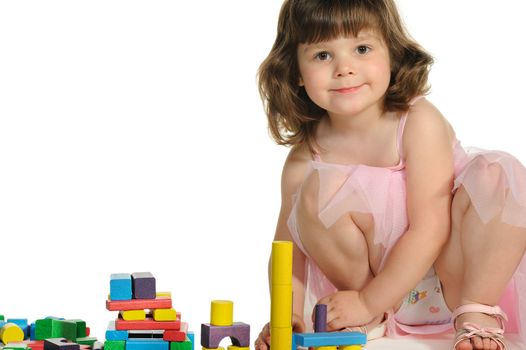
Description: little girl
xmin=254 ymin=1 xmax=526 ymax=350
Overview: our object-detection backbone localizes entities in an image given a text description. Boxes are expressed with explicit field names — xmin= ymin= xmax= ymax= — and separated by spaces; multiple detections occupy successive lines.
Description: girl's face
xmin=297 ymin=30 xmax=391 ymax=119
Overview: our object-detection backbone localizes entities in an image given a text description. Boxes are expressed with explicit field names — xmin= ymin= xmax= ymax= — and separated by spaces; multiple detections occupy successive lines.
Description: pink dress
xmin=287 ymin=99 xmax=526 ymax=339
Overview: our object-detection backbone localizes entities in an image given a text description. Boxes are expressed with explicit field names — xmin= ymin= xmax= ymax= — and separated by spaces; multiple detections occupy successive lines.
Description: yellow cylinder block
xmin=270 ymin=327 xmax=292 ymax=350
xmin=202 ymin=347 xmax=224 ymax=350
xmin=0 ymin=323 xmax=24 ymax=345
xmin=210 ymin=300 xmax=234 ymax=326
xmin=121 ymin=310 xmax=146 ymax=321
xmin=316 ymin=347 xmax=337 ymax=350
xmin=271 ymin=241 xmax=293 ymax=285
xmin=270 ymin=284 xmax=292 ymax=327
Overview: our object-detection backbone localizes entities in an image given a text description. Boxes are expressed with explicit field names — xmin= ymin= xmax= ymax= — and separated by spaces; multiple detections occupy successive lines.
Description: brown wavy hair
xmin=258 ymin=0 xmax=434 ymax=151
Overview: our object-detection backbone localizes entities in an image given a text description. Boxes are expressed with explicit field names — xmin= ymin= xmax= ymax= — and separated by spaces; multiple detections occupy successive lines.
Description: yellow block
xmin=202 ymin=347 xmax=224 ymax=350
xmin=210 ymin=300 xmax=233 ymax=326
xmin=316 ymin=347 xmax=337 ymax=350
xmin=0 ymin=323 xmax=24 ymax=345
xmin=121 ymin=310 xmax=146 ymax=321
xmin=270 ymin=327 xmax=292 ymax=350
xmin=156 ymin=291 xmax=172 ymax=298
xmin=153 ymin=308 xmax=177 ymax=321
xmin=338 ymin=346 xmax=362 ymax=350
xmin=227 ymin=346 xmax=250 ymax=350
xmin=271 ymin=241 xmax=293 ymax=285
xmin=270 ymin=284 xmax=292 ymax=328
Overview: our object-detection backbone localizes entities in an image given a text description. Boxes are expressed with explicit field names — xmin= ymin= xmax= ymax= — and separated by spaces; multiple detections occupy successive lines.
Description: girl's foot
xmin=453 ymin=304 xmax=507 ymax=350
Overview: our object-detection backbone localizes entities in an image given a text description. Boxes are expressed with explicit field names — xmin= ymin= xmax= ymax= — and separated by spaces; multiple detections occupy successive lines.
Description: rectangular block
xmin=163 ymin=322 xmax=188 ymax=342
xmin=187 ymin=332 xmax=195 ymax=350
xmin=115 ymin=316 xmax=181 ymax=331
xmin=106 ymin=297 xmax=172 ymax=311
xmin=153 ymin=308 xmax=177 ymax=321
xmin=103 ymin=340 xmax=125 ymax=350
xmin=105 ymin=321 xmax=128 ymax=341
xmin=43 ymin=338 xmax=80 ymax=350
xmin=126 ymin=339 xmax=169 ymax=350
xmin=293 ymin=332 xmax=366 ymax=347
xmin=110 ymin=273 xmax=132 ymax=301
xmin=201 ymin=323 xmax=250 ymax=348
xmin=51 ymin=320 xmax=77 ymax=341
xmin=132 ymin=272 xmax=156 ymax=299
xmin=75 ymin=337 xmax=97 ymax=346
xmin=65 ymin=320 xmax=86 ymax=339
xmin=120 ymin=310 xmax=146 ymax=321
xmin=169 ymin=337 xmax=192 ymax=350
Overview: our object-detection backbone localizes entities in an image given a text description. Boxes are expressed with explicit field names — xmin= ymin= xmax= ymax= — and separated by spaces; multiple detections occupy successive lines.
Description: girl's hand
xmin=254 ymin=314 xmax=306 ymax=350
xmin=316 ymin=290 xmax=374 ymax=331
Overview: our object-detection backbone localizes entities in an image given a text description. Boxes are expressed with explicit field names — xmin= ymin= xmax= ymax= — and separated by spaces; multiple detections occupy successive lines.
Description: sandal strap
xmin=453 ymin=303 xmax=508 ymax=330
xmin=454 ymin=322 xmax=506 ymax=350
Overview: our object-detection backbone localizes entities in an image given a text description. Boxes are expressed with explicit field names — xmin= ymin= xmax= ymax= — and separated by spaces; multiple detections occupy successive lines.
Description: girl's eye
xmin=356 ymin=45 xmax=370 ymax=55
xmin=314 ymin=51 xmax=331 ymax=61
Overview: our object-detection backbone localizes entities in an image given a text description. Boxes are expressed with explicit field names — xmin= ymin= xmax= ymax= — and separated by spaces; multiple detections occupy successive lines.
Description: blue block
xmin=125 ymin=339 xmax=169 ymax=350
xmin=30 ymin=323 xmax=36 ymax=340
xmin=187 ymin=331 xmax=194 ymax=350
xmin=293 ymin=332 xmax=366 ymax=347
xmin=110 ymin=273 xmax=132 ymax=301
xmin=105 ymin=321 xmax=128 ymax=341
xmin=0 ymin=321 xmax=5 ymax=328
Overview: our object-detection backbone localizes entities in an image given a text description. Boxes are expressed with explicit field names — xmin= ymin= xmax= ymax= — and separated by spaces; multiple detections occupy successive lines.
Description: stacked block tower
xmin=105 ymin=272 xmax=193 ymax=350
xmin=200 ymin=300 xmax=249 ymax=350
xmin=0 ymin=314 xmax=100 ymax=350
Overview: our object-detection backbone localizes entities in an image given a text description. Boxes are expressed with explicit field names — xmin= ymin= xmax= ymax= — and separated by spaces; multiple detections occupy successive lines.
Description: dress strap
xmin=396 ymin=96 xmax=425 ymax=158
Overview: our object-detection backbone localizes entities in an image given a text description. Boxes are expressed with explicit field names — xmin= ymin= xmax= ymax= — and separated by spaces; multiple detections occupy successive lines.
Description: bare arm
xmin=361 ymin=99 xmax=454 ymax=317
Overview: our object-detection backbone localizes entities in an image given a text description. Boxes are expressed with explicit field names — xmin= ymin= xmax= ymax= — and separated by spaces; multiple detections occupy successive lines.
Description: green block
xmin=104 ymin=340 xmax=125 ymax=350
xmin=76 ymin=336 xmax=97 ymax=346
xmin=170 ymin=338 xmax=192 ymax=350
xmin=51 ymin=319 xmax=77 ymax=341
xmin=67 ymin=319 xmax=87 ymax=338
xmin=0 ymin=315 xmax=4 ymax=321
xmin=35 ymin=318 xmax=53 ymax=340
xmin=3 ymin=344 xmax=30 ymax=350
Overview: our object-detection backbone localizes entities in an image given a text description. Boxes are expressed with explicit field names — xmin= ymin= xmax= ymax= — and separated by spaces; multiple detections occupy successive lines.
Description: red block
xmin=163 ymin=322 xmax=188 ymax=341
xmin=115 ymin=315 xmax=181 ymax=330
xmin=106 ymin=296 xmax=172 ymax=311
xmin=86 ymin=327 xmax=90 ymax=336
xmin=13 ymin=340 xmax=44 ymax=350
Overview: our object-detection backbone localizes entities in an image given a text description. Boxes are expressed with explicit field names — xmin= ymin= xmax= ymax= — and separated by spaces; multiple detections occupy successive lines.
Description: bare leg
xmin=436 ymin=184 xmax=526 ymax=350
xmin=295 ymin=172 xmax=385 ymax=330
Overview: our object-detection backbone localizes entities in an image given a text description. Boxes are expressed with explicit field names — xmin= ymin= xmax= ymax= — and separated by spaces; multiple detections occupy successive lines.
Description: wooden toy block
xmin=163 ymin=322 xmax=188 ymax=341
xmin=110 ymin=273 xmax=132 ymax=301
xmin=43 ymin=338 xmax=80 ymax=350
xmin=74 ymin=337 xmax=97 ymax=346
xmin=3 ymin=344 xmax=30 ymax=349
xmin=270 ymin=241 xmax=293 ymax=350
xmin=105 ymin=321 xmax=127 ymax=341
xmin=200 ymin=323 xmax=250 ymax=349
xmin=227 ymin=346 xmax=250 ymax=350
xmin=338 ymin=346 xmax=362 ymax=350
xmin=153 ymin=308 xmax=177 ymax=321
xmin=132 ymin=272 xmax=156 ymax=299
xmin=292 ymin=332 xmax=366 ymax=347
xmin=210 ymin=301 xmax=233 ymax=327
xmin=115 ymin=316 xmax=181 ymax=331
xmin=11 ymin=340 xmax=44 ymax=350
xmin=201 ymin=347 xmax=224 ymax=350
xmin=91 ymin=341 xmax=104 ymax=350
xmin=85 ymin=327 xmax=89 ymax=337
xmin=1 ymin=323 xmax=25 ymax=345
xmin=0 ymin=316 xmax=4 ymax=321
xmin=156 ymin=292 xmax=172 ymax=298
xmin=315 ymin=347 xmax=337 ymax=350
xmin=34 ymin=318 xmax=63 ymax=341
xmin=106 ymin=296 xmax=172 ymax=311
xmin=314 ymin=304 xmax=327 ymax=333
xmin=65 ymin=320 xmax=86 ymax=339
xmin=120 ymin=310 xmax=146 ymax=321
xmin=6 ymin=320 xmax=28 ymax=339
xmin=103 ymin=340 xmax=125 ymax=350
xmin=51 ymin=320 xmax=76 ymax=341
xmin=169 ymin=337 xmax=192 ymax=350
xmin=126 ymin=339 xmax=169 ymax=350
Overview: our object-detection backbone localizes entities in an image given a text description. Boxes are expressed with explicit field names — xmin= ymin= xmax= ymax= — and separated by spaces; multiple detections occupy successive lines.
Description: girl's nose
xmin=334 ymin=58 xmax=356 ymax=78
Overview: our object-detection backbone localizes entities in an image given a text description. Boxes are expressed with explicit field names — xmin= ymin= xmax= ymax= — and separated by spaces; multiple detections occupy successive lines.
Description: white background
xmin=1 ymin=1 xmax=525 ymax=347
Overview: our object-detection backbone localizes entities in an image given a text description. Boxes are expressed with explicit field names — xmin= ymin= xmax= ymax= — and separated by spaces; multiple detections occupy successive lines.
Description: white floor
xmin=364 ymin=334 xmax=523 ymax=350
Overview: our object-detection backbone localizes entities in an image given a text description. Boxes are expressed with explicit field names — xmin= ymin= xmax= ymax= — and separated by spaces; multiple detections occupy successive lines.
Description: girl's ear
xmin=299 ymin=76 xmax=304 ymax=86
